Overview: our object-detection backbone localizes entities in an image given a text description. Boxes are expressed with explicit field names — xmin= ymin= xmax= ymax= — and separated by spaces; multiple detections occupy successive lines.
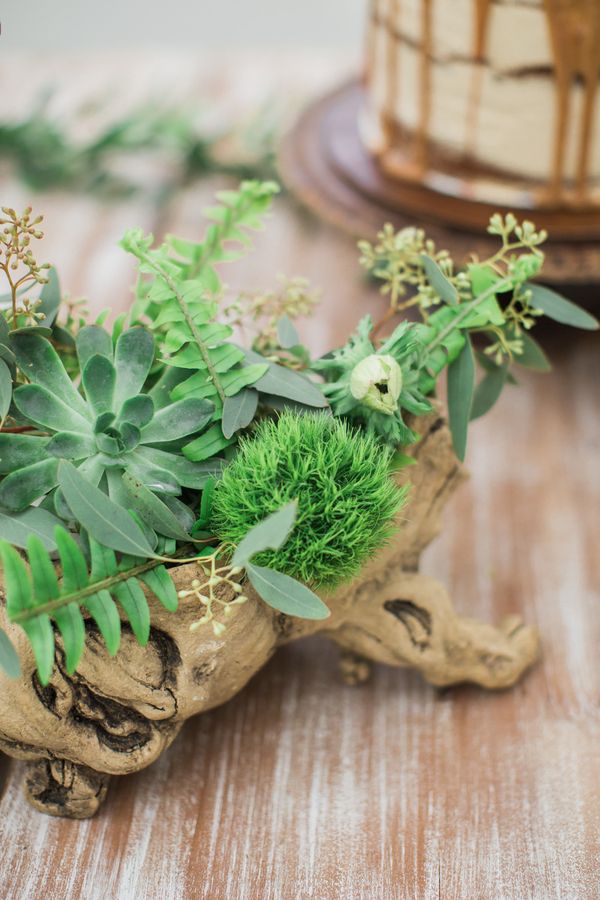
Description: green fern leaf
xmin=26 ymin=534 xmax=59 ymax=600
xmin=140 ymin=566 xmax=178 ymax=612
xmin=55 ymin=527 xmax=88 ymax=592
xmin=1 ymin=528 xmax=182 ymax=682
xmin=0 ymin=541 xmax=55 ymax=684
xmin=113 ymin=578 xmax=150 ymax=645
xmin=84 ymin=590 xmax=121 ymax=656
xmin=54 ymin=602 xmax=86 ymax=674
xmin=89 ymin=537 xmax=118 ymax=581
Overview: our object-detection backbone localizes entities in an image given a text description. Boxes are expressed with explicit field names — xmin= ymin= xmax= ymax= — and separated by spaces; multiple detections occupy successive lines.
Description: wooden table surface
xmin=0 ymin=54 xmax=599 ymax=900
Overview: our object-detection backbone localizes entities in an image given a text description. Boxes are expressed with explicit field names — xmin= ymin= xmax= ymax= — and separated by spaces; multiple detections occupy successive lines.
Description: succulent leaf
xmin=10 ymin=332 xmax=91 ymax=420
xmin=82 ymin=354 xmax=116 ymax=414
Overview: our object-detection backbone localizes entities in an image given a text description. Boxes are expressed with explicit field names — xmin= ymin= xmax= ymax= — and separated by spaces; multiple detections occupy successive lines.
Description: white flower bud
xmin=349 ymin=354 xmax=402 ymax=415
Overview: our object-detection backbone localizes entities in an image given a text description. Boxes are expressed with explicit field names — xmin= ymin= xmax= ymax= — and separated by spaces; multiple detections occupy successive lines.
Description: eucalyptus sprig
xmin=351 ymin=213 xmax=598 ymax=459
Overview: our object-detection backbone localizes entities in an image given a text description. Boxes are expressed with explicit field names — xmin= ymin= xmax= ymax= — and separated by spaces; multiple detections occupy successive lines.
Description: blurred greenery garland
xmin=0 ymin=94 xmax=279 ymax=199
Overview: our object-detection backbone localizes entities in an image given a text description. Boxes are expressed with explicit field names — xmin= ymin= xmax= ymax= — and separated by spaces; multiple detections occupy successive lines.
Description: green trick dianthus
xmin=211 ymin=411 xmax=408 ymax=588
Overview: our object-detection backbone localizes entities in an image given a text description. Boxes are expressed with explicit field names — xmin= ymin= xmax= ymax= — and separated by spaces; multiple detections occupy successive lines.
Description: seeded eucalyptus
xmin=352 ymin=214 xmax=598 ymax=458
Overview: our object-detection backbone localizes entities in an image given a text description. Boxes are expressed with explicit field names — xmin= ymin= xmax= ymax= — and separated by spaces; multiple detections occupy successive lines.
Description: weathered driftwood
xmin=0 ymin=413 xmax=540 ymax=818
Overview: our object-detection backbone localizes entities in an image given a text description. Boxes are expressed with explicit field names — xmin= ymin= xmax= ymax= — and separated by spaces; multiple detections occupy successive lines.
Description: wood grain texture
xmin=0 ymin=52 xmax=598 ymax=900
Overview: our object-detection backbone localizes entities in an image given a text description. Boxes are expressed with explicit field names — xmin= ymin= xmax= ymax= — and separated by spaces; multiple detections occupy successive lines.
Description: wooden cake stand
xmin=279 ymin=80 xmax=600 ymax=297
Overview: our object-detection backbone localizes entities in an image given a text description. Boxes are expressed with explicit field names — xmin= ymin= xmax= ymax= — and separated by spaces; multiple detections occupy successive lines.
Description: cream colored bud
xmin=349 ymin=354 xmax=402 ymax=416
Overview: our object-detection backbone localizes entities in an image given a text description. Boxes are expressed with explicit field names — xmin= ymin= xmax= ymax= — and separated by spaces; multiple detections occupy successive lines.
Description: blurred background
xmin=0 ymin=0 xmax=370 ymax=341
xmin=2 ymin=1 xmax=365 ymax=51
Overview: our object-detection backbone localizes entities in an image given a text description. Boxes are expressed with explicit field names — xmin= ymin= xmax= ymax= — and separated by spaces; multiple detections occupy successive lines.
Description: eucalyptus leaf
xmin=122 ymin=471 xmax=192 ymax=540
xmin=447 ymin=337 xmax=475 ymax=461
xmin=58 ymin=460 xmax=156 ymax=557
xmin=0 ymin=506 xmax=61 ymax=550
xmin=37 ymin=267 xmax=61 ymax=326
xmin=245 ymin=349 xmax=327 ymax=408
xmin=277 ymin=315 xmax=300 ymax=349
xmin=470 ymin=364 xmax=508 ymax=420
xmin=222 ymin=389 xmax=258 ymax=439
xmin=126 ymin=459 xmax=180 ymax=495
xmin=232 ymin=502 xmax=298 ymax=568
xmin=512 ymin=329 xmax=551 ymax=372
xmin=526 ymin=283 xmax=599 ymax=330
xmin=245 ymin=564 xmax=330 ymax=620
xmin=421 ymin=255 xmax=458 ymax=305
xmin=136 ymin=446 xmax=224 ymax=489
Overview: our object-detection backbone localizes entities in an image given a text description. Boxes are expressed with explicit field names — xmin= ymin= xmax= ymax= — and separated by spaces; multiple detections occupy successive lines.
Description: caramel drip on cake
xmin=384 ymin=0 xmax=400 ymax=145
xmin=415 ymin=0 xmax=433 ymax=172
xmin=465 ymin=0 xmax=494 ymax=158
xmin=364 ymin=0 xmax=379 ymax=89
xmin=543 ymin=0 xmax=600 ymax=201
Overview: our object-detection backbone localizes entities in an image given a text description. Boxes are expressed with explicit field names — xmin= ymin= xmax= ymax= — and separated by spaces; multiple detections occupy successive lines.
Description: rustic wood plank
xmin=0 ymin=53 xmax=598 ymax=900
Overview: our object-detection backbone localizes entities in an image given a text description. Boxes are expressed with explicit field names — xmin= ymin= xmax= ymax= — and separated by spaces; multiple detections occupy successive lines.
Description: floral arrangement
xmin=0 ymin=184 xmax=596 ymax=683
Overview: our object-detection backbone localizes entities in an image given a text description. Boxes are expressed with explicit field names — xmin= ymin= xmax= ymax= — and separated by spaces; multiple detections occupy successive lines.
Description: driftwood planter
xmin=0 ymin=413 xmax=540 ymax=818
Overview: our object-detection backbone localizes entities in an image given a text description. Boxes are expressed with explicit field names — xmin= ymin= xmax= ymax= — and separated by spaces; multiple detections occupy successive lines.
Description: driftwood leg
xmin=338 ymin=650 xmax=372 ymax=685
xmin=330 ymin=572 xmax=540 ymax=690
xmin=23 ymin=758 xmax=110 ymax=819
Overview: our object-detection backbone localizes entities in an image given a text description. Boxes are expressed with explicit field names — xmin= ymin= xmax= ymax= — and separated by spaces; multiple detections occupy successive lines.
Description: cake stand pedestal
xmin=279 ymin=80 xmax=600 ymax=297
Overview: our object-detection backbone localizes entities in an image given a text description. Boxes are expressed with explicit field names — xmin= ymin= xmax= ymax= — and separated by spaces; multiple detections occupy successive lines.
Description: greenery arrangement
xmin=0 ymin=98 xmax=277 ymax=199
xmin=0 ymin=186 xmax=595 ymax=686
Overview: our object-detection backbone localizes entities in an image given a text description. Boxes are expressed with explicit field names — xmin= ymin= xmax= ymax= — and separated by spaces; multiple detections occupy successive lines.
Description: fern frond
xmin=121 ymin=182 xmax=278 ymax=436
xmin=0 ymin=527 xmax=181 ymax=684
